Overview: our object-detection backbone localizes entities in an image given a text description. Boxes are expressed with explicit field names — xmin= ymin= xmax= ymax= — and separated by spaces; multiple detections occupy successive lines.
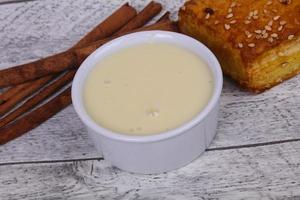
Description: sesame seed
xmin=238 ymin=43 xmax=243 ymax=48
xmin=281 ymin=62 xmax=289 ymax=67
xmin=262 ymin=30 xmax=267 ymax=34
xmin=253 ymin=10 xmax=258 ymax=15
xmin=253 ymin=15 xmax=259 ymax=20
xmin=263 ymin=33 xmax=269 ymax=38
xmin=272 ymin=9 xmax=278 ymax=13
xmin=247 ymin=34 xmax=253 ymax=38
xmin=268 ymin=20 xmax=273 ymax=26
xmin=279 ymin=20 xmax=287 ymax=25
xmin=214 ymin=20 xmax=220 ymax=25
xmin=278 ymin=25 xmax=283 ymax=31
xmin=254 ymin=30 xmax=262 ymax=34
xmin=265 ymin=25 xmax=272 ymax=31
xmin=245 ymin=30 xmax=253 ymax=38
xmin=278 ymin=52 xmax=285 ymax=56
xmin=271 ymin=33 xmax=278 ymax=38
xmin=244 ymin=20 xmax=251 ymax=24
xmin=268 ymin=37 xmax=274 ymax=43
xmin=273 ymin=16 xmax=280 ymax=21
xmin=288 ymin=35 xmax=294 ymax=40
xmin=205 ymin=13 xmax=210 ymax=19
xmin=181 ymin=6 xmax=186 ymax=11
xmin=224 ymin=24 xmax=231 ymax=30
xmin=230 ymin=20 xmax=237 ymax=24
xmin=263 ymin=9 xmax=268 ymax=14
xmin=228 ymin=8 xmax=233 ymax=13
xmin=230 ymin=2 xmax=237 ymax=7
xmin=226 ymin=13 xmax=233 ymax=18
xmin=248 ymin=43 xmax=255 ymax=47
xmin=267 ymin=0 xmax=273 ymax=5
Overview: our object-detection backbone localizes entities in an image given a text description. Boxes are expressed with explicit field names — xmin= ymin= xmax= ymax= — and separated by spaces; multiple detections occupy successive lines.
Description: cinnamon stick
xmin=0 ymin=70 xmax=75 ymax=128
xmin=0 ymin=3 xmax=162 ymax=119
xmin=0 ymin=3 xmax=137 ymax=114
xmin=0 ymin=75 xmax=54 ymax=116
xmin=0 ymin=88 xmax=72 ymax=145
xmin=0 ymin=83 xmax=29 ymax=105
xmin=0 ymin=2 xmax=161 ymax=116
xmin=75 ymin=20 xmax=178 ymax=64
xmin=0 ymin=2 xmax=164 ymax=88
xmin=0 ymin=3 xmax=137 ymax=88
xmin=0 ymin=51 xmax=75 ymax=88
xmin=115 ymin=1 xmax=162 ymax=34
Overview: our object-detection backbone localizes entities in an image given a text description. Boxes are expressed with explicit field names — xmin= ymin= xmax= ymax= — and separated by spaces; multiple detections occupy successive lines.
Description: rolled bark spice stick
xmin=0 ymin=70 xmax=76 ymax=128
xmin=0 ymin=75 xmax=54 ymax=116
xmin=0 ymin=2 xmax=161 ymax=120
xmin=0 ymin=3 xmax=137 ymax=114
xmin=0 ymin=88 xmax=72 ymax=145
xmin=0 ymin=51 xmax=75 ymax=88
xmin=0 ymin=3 xmax=137 ymax=88
xmin=75 ymin=20 xmax=178 ymax=64
xmin=115 ymin=1 xmax=162 ymax=34
xmin=0 ymin=2 xmax=162 ymax=116
xmin=0 ymin=2 xmax=163 ymax=88
xmin=0 ymin=83 xmax=29 ymax=105
xmin=7 ymin=1 xmax=159 ymax=88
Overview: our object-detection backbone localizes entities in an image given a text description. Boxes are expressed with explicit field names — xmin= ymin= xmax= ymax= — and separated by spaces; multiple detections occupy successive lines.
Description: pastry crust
xmin=179 ymin=0 xmax=300 ymax=92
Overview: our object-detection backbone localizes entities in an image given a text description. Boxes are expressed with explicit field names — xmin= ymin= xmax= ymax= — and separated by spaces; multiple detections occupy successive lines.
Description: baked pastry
xmin=179 ymin=0 xmax=300 ymax=92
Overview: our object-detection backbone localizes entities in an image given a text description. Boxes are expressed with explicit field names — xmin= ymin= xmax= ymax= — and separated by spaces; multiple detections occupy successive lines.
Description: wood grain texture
xmin=1 ymin=0 xmax=300 ymax=198
xmin=1 ymin=142 xmax=300 ymax=199
xmin=0 ymin=0 xmax=300 ymax=163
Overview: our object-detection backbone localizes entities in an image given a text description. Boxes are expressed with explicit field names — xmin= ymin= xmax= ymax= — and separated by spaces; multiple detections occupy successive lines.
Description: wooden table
xmin=0 ymin=0 xmax=300 ymax=199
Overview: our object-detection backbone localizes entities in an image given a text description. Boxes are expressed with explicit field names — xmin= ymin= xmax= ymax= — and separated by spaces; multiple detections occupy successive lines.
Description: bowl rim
xmin=71 ymin=30 xmax=223 ymax=143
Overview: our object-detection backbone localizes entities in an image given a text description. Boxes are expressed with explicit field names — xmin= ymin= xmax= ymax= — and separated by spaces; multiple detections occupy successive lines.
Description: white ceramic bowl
xmin=72 ymin=31 xmax=223 ymax=174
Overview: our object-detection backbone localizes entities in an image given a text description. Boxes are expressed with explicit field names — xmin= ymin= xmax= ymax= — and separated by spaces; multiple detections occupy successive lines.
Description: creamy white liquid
xmin=84 ymin=43 xmax=213 ymax=135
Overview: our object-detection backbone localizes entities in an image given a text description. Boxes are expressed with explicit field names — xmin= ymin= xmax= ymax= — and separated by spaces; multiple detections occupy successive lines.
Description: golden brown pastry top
xmin=179 ymin=0 xmax=300 ymax=63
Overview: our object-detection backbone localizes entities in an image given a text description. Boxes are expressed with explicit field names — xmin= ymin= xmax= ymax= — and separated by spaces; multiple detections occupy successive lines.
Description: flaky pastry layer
xmin=179 ymin=0 xmax=300 ymax=92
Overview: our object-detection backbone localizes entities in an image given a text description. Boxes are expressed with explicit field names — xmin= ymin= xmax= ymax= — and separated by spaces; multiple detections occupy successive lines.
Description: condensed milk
xmin=83 ymin=42 xmax=213 ymax=135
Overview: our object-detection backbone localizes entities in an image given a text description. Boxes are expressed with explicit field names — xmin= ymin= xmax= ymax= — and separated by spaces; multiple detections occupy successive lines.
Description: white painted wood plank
xmin=1 ymin=142 xmax=300 ymax=199
xmin=0 ymin=0 xmax=300 ymax=163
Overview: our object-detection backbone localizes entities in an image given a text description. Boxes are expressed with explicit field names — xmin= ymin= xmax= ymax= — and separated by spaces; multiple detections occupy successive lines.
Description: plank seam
xmin=206 ymin=138 xmax=300 ymax=151
xmin=1 ymin=138 xmax=300 ymax=166
xmin=0 ymin=157 xmax=103 ymax=166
